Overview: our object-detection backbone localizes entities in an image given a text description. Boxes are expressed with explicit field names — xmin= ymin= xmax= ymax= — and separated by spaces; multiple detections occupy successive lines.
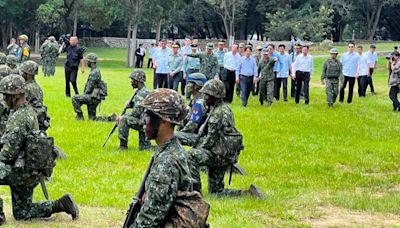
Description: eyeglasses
xmin=348 ymin=46 xmax=354 ymax=48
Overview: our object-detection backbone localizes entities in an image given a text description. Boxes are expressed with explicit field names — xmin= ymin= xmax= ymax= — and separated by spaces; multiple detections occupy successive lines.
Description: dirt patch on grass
xmin=304 ymin=206 xmax=400 ymax=227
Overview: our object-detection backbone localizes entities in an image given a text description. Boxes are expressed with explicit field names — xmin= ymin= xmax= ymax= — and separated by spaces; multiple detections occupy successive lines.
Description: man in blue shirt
xmin=366 ymin=44 xmax=378 ymax=94
xmin=356 ymin=46 xmax=370 ymax=97
xmin=236 ymin=47 xmax=258 ymax=107
xmin=267 ymin=44 xmax=280 ymax=99
xmin=275 ymin=44 xmax=292 ymax=101
xmin=147 ymin=43 xmax=156 ymax=68
xmin=153 ymin=39 xmax=171 ymax=88
xmin=339 ymin=42 xmax=360 ymax=103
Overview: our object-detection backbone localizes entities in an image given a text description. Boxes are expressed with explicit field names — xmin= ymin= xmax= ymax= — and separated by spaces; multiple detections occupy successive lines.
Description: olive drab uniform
xmin=118 ymin=86 xmax=151 ymax=150
xmin=187 ymin=44 xmax=219 ymax=80
xmin=258 ymin=57 xmax=277 ymax=105
xmin=321 ymin=59 xmax=343 ymax=106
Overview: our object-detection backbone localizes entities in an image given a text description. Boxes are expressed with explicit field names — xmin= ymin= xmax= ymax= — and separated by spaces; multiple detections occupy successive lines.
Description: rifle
xmin=102 ymin=93 xmax=136 ymax=147
xmin=123 ymin=156 xmax=155 ymax=228
xmin=39 ymin=175 xmax=49 ymax=200
xmin=192 ymin=107 xmax=214 ymax=147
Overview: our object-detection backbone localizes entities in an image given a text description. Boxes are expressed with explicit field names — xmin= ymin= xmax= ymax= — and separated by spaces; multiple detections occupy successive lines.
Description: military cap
xmin=86 ymin=53 xmax=98 ymax=63
xmin=218 ymin=39 xmax=226 ymax=45
xmin=187 ymin=73 xmax=208 ymax=87
xmin=6 ymin=55 xmax=18 ymax=65
xmin=0 ymin=53 xmax=6 ymax=64
xmin=245 ymin=42 xmax=253 ymax=48
xmin=199 ymin=79 xmax=226 ymax=99
xmin=262 ymin=48 xmax=269 ymax=54
xmin=239 ymin=43 xmax=245 ymax=48
xmin=129 ymin=70 xmax=146 ymax=82
xmin=19 ymin=34 xmax=29 ymax=41
xmin=256 ymin=45 xmax=263 ymax=50
xmin=206 ymin=43 xmax=214 ymax=49
xmin=20 ymin=60 xmax=38 ymax=75
xmin=172 ymin=42 xmax=180 ymax=48
xmin=329 ymin=48 xmax=339 ymax=54
xmin=140 ymin=88 xmax=186 ymax=125
xmin=294 ymin=41 xmax=302 ymax=48
xmin=0 ymin=74 xmax=26 ymax=95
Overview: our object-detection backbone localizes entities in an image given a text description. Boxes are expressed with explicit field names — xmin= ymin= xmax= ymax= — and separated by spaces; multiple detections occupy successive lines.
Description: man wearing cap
xmin=258 ymin=48 xmax=278 ymax=106
xmin=183 ymin=44 xmax=201 ymax=99
xmin=153 ymin=39 xmax=171 ymax=88
xmin=223 ymin=43 xmax=241 ymax=103
xmin=18 ymin=34 xmax=30 ymax=63
xmin=356 ymin=46 xmax=370 ymax=97
xmin=339 ymin=42 xmax=360 ymax=104
xmin=321 ymin=48 xmax=343 ymax=107
xmin=168 ymin=42 xmax=183 ymax=91
xmin=292 ymin=45 xmax=314 ymax=105
xmin=366 ymin=44 xmax=378 ymax=94
xmin=187 ymin=43 xmax=219 ymax=80
xmin=388 ymin=51 xmax=400 ymax=112
xmin=236 ymin=46 xmax=258 ymax=107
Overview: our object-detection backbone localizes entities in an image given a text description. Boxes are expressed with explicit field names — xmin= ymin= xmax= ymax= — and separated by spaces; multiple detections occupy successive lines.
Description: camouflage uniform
xmin=40 ymin=37 xmax=59 ymax=76
xmin=321 ymin=53 xmax=343 ymax=106
xmin=6 ymin=55 xmax=19 ymax=75
xmin=118 ymin=71 xmax=151 ymax=150
xmin=18 ymin=35 xmax=30 ymax=63
xmin=187 ymin=43 xmax=219 ymax=80
xmin=258 ymin=51 xmax=277 ymax=105
xmin=133 ymin=89 xmax=192 ymax=227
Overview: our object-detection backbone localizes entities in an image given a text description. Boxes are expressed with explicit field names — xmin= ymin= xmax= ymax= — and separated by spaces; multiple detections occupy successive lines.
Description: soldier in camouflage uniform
xmin=258 ymin=48 xmax=278 ymax=106
xmin=0 ymin=75 xmax=78 ymax=224
xmin=188 ymin=79 xmax=264 ymax=198
xmin=321 ymin=48 xmax=344 ymax=108
xmin=6 ymin=55 xmax=19 ymax=74
xmin=40 ymin=36 xmax=59 ymax=77
xmin=116 ymin=70 xmax=152 ymax=151
xmin=176 ymin=73 xmax=208 ymax=146
xmin=132 ymin=88 xmax=194 ymax=227
xmin=18 ymin=34 xmax=30 ymax=63
xmin=72 ymin=53 xmax=115 ymax=121
xmin=0 ymin=53 xmax=11 ymax=80
xmin=187 ymin=43 xmax=220 ymax=80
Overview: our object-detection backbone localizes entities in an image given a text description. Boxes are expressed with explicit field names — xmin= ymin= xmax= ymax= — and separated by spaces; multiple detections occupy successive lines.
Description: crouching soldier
xmin=0 ymin=75 xmax=78 ymax=225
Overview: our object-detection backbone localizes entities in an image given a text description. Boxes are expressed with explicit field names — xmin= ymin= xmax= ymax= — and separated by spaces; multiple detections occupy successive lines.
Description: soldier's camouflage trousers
xmin=326 ymin=79 xmax=339 ymax=104
xmin=42 ymin=58 xmax=57 ymax=76
xmin=118 ymin=115 xmax=151 ymax=150
xmin=188 ymin=148 xmax=245 ymax=196
xmin=175 ymin=131 xmax=197 ymax=147
xmin=72 ymin=94 xmax=111 ymax=121
xmin=259 ymin=79 xmax=274 ymax=103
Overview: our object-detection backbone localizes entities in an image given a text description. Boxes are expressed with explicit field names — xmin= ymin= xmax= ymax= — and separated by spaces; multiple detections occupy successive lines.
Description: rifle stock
xmin=123 ymin=156 xmax=154 ymax=228
xmin=102 ymin=94 xmax=136 ymax=147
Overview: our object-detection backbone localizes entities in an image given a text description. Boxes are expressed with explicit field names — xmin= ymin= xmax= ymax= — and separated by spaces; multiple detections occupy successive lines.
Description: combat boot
xmin=119 ymin=139 xmax=128 ymax=150
xmin=75 ymin=112 xmax=84 ymax=120
xmin=52 ymin=194 xmax=79 ymax=220
xmin=245 ymin=184 xmax=265 ymax=200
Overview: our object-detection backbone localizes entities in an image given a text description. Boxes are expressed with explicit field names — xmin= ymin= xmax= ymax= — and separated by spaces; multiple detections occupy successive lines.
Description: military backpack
xmin=92 ymin=79 xmax=108 ymax=100
xmin=215 ymin=127 xmax=244 ymax=164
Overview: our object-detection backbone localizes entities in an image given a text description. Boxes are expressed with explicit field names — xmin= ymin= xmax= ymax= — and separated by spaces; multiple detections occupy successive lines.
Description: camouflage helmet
xmin=86 ymin=53 xmax=98 ymax=63
xmin=0 ymin=65 xmax=11 ymax=78
xmin=199 ymin=79 xmax=226 ymax=98
xmin=6 ymin=55 xmax=18 ymax=65
xmin=48 ymin=36 xmax=56 ymax=42
xmin=0 ymin=53 xmax=6 ymax=64
xmin=140 ymin=88 xmax=186 ymax=125
xmin=187 ymin=73 xmax=208 ymax=87
xmin=0 ymin=74 xmax=26 ymax=95
xmin=329 ymin=48 xmax=339 ymax=54
xmin=19 ymin=34 xmax=28 ymax=41
xmin=20 ymin=60 xmax=38 ymax=75
xmin=129 ymin=70 xmax=146 ymax=82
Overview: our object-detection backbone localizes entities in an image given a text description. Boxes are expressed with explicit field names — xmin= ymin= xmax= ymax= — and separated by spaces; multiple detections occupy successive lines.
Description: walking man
xmin=388 ymin=51 xmax=400 ymax=111
xmin=292 ymin=45 xmax=314 ymax=105
xmin=366 ymin=44 xmax=378 ymax=94
xmin=275 ymin=44 xmax=292 ymax=101
xmin=339 ymin=42 xmax=360 ymax=103
xmin=236 ymin=47 xmax=258 ymax=107
xmin=356 ymin=46 xmax=370 ymax=97
xmin=223 ymin=44 xmax=241 ymax=103
xmin=187 ymin=43 xmax=219 ymax=80
xmin=321 ymin=48 xmax=343 ymax=107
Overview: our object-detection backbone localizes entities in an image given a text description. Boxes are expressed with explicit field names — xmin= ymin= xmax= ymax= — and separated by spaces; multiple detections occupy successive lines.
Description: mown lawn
xmin=1 ymin=46 xmax=400 ymax=227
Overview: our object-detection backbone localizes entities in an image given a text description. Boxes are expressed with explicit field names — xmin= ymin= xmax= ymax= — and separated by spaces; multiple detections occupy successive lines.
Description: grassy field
xmin=1 ymin=46 xmax=400 ymax=227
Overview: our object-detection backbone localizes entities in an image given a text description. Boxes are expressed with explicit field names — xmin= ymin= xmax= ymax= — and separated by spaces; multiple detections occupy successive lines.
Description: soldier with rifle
xmin=123 ymin=88 xmax=209 ymax=227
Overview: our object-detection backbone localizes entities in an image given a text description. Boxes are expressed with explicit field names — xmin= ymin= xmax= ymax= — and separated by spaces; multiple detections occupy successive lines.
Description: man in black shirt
xmin=59 ymin=36 xmax=85 ymax=97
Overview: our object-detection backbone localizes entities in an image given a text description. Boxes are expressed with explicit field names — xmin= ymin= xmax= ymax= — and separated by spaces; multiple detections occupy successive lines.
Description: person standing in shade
xmin=236 ymin=47 xmax=258 ymax=107
xmin=321 ymin=48 xmax=343 ymax=108
xmin=187 ymin=43 xmax=219 ymax=80
xmin=168 ymin=42 xmax=183 ymax=91
xmin=366 ymin=44 xmax=378 ymax=94
xmin=339 ymin=42 xmax=360 ymax=104
xmin=223 ymin=43 xmax=241 ymax=103
xmin=275 ymin=44 xmax=292 ymax=101
xmin=153 ymin=39 xmax=171 ymax=88
xmin=356 ymin=46 xmax=370 ymax=97
xmin=388 ymin=51 xmax=400 ymax=112
xmin=292 ymin=45 xmax=313 ymax=105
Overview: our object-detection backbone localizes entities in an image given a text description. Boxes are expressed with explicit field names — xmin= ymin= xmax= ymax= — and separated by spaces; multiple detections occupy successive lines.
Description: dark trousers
xmin=157 ymin=73 xmax=168 ymax=88
xmin=291 ymin=78 xmax=296 ymax=98
xmin=339 ymin=76 xmax=356 ymax=103
xmin=239 ymin=75 xmax=254 ymax=107
xmin=153 ymin=69 xmax=157 ymax=89
xmin=168 ymin=72 xmax=182 ymax=91
xmin=252 ymin=67 xmax=261 ymax=96
xmin=147 ymin=58 xmax=153 ymax=68
xmin=180 ymin=71 xmax=186 ymax=96
xmin=357 ymin=76 xmax=367 ymax=97
xmin=295 ymin=71 xmax=310 ymax=104
xmin=223 ymin=69 xmax=236 ymax=103
xmin=367 ymin=68 xmax=375 ymax=93
xmin=274 ymin=77 xmax=288 ymax=101
xmin=135 ymin=56 xmax=144 ymax=68
xmin=64 ymin=66 xmax=79 ymax=96
xmin=389 ymin=86 xmax=399 ymax=110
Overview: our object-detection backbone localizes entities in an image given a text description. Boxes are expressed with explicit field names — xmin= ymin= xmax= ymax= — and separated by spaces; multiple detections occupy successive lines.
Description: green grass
xmin=2 ymin=47 xmax=400 ymax=227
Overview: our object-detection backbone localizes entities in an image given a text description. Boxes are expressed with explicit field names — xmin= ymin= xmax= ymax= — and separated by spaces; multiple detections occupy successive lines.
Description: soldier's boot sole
xmin=247 ymin=184 xmax=265 ymax=200
xmin=232 ymin=163 xmax=248 ymax=176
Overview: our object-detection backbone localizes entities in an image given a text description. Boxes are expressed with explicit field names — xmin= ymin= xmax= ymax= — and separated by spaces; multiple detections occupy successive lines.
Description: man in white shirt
xmin=223 ymin=43 xmax=241 ymax=103
xmin=339 ymin=42 xmax=360 ymax=103
xmin=356 ymin=46 xmax=370 ymax=97
xmin=366 ymin=44 xmax=378 ymax=94
xmin=292 ymin=45 xmax=313 ymax=105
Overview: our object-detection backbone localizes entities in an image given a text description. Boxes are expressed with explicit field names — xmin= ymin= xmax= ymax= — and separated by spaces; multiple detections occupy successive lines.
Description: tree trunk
xmin=73 ymin=10 xmax=78 ymax=36
xmin=34 ymin=29 xmax=40 ymax=53
xmin=367 ymin=1 xmax=383 ymax=41
xmin=126 ymin=21 xmax=132 ymax=67
xmin=0 ymin=22 xmax=10 ymax=51
xmin=156 ymin=18 xmax=162 ymax=44
xmin=130 ymin=23 xmax=138 ymax=67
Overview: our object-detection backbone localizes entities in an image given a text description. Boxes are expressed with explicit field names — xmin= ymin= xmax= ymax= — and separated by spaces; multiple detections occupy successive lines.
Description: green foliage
xmin=37 ymin=0 xmax=65 ymax=26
